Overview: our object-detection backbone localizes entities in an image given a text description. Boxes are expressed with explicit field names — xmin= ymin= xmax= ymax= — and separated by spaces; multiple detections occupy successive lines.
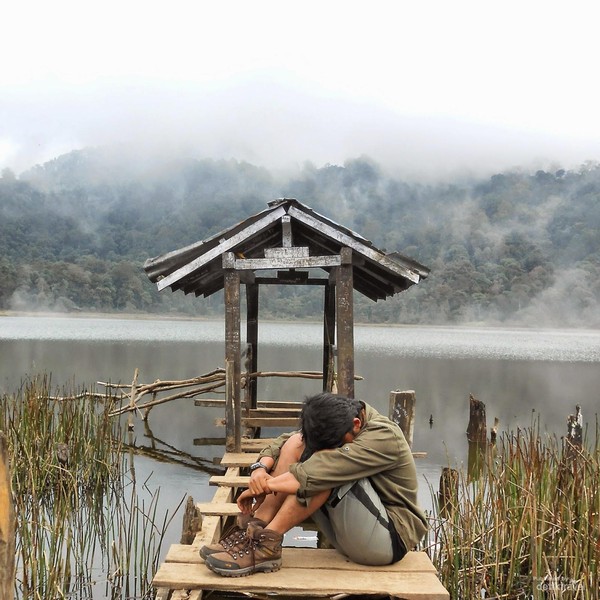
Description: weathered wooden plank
xmin=165 ymin=545 xmax=437 ymax=573
xmin=246 ymin=282 xmax=259 ymax=411
xmin=323 ymin=281 xmax=335 ymax=392
xmin=215 ymin=418 xmax=299 ymax=428
xmin=157 ymin=205 xmax=287 ymax=290
xmin=191 ymin=515 xmax=222 ymax=550
xmin=233 ymin=255 xmax=342 ymax=271
xmin=194 ymin=399 xmax=305 ymax=408
xmin=287 ymin=204 xmax=422 ymax=283
xmin=336 ymin=247 xmax=354 ymax=398
xmin=193 ymin=437 xmax=227 ymax=446
xmin=241 ymin=438 xmax=276 ymax=451
xmin=209 ymin=475 xmax=250 ymax=488
xmin=220 ymin=452 xmax=258 ymax=467
xmin=241 ymin=417 xmax=298 ymax=428
xmin=219 ymin=450 xmax=426 ymax=466
xmin=189 ymin=484 xmax=235 ymax=550
xmin=247 ymin=408 xmax=301 ymax=418
xmin=264 ymin=246 xmax=309 ymax=258
xmin=281 ymin=215 xmax=293 ymax=248
xmin=152 ymin=563 xmax=449 ymax=599
xmin=196 ymin=502 xmax=241 ymax=517
xmin=224 ymin=265 xmax=241 ymax=452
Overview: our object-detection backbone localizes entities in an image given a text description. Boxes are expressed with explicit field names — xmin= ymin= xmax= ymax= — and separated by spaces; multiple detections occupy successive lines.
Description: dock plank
xmin=209 ymin=475 xmax=250 ymax=487
xmin=165 ymin=545 xmax=437 ymax=572
xmin=197 ymin=502 xmax=241 ymax=516
xmin=221 ymin=451 xmax=426 ymax=467
xmin=153 ymin=563 xmax=449 ymax=599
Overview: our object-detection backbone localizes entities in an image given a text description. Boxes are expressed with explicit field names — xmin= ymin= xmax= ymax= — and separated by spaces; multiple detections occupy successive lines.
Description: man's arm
xmin=266 ymin=471 xmax=300 ymax=494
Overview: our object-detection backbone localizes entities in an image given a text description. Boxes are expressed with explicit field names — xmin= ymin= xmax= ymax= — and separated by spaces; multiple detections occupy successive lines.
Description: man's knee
xmin=279 ymin=432 xmax=304 ymax=462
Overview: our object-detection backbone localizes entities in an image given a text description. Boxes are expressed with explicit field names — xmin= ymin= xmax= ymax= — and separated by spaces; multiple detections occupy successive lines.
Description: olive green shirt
xmin=259 ymin=402 xmax=428 ymax=550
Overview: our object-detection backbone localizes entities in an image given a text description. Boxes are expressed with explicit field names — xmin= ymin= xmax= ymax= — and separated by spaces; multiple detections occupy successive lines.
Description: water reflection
xmin=1 ymin=316 xmax=599 ymax=534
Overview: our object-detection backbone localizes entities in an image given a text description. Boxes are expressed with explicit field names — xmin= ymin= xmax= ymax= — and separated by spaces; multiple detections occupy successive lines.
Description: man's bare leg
xmin=267 ymin=488 xmax=330 ymax=534
xmin=252 ymin=433 xmax=304 ymax=523
xmin=251 ymin=432 xmax=331 ymax=533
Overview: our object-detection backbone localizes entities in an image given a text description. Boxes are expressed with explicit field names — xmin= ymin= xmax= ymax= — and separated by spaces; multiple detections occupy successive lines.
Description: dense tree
xmin=0 ymin=149 xmax=599 ymax=327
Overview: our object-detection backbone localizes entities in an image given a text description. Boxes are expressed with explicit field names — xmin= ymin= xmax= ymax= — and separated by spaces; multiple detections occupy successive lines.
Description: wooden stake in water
xmin=0 ymin=431 xmax=15 ymax=600
xmin=466 ymin=394 xmax=487 ymax=443
xmin=389 ymin=390 xmax=416 ymax=448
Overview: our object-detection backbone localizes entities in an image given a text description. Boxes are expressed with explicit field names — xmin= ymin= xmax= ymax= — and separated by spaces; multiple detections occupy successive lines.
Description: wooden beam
xmin=246 ymin=282 xmax=259 ymax=411
xmin=165 ymin=546 xmax=438 ymax=573
xmin=241 ymin=438 xmax=275 ymax=451
xmin=194 ymin=399 xmax=304 ymax=408
xmin=323 ymin=281 xmax=335 ymax=392
xmin=233 ymin=255 xmax=341 ymax=271
xmin=152 ymin=563 xmax=449 ymax=598
xmin=196 ymin=502 xmax=241 ymax=517
xmin=246 ymin=408 xmax=301 ymax=418
xmin=287 ymin=204 xmax=421 ymax=283
xmin=224 ymin=262 xmax=241 ymax=452
xmin=157 ymin=206 xmax=287 ymax=290
xmin=209 ymin=475 xmax=250 ymax=487
xmin=215 ymin=417 xmax=299 ymax=428
xmin=336 ymin=247 xmax=354 ymax=398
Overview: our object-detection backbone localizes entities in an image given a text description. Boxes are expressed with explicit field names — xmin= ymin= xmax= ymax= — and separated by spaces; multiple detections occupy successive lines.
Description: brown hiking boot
xmin=204 ymin=522 xmax=283 ymax=577
xmin=199 ymin=515 xmax=266 ymax=560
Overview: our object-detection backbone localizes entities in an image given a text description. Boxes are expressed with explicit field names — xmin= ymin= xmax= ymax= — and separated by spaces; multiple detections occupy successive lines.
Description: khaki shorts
xmin=310 ymin=478 xmax=406 ymax=565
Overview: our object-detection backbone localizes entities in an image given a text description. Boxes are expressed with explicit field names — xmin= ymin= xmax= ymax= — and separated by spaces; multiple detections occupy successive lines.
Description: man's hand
xmin=249 ymin=468 xmax=273 ymax=495
xmin=237 ymin=488 xmax=266 ymax=514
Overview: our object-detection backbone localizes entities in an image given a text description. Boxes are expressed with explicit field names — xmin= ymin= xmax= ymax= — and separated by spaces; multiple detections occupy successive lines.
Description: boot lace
xmin=227 ymin=533 xmax=260 ymax=566
xmin=219 ymin=527 xmax=247 ymax=552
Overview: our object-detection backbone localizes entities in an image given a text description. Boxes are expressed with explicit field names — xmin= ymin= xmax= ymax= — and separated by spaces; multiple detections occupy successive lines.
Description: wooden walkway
xmin=153 ymin=441 xmax=449 ymax=600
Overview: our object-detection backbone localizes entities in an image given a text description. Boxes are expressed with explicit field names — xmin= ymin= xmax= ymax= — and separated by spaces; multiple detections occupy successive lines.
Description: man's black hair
xmin=299 ymin=393 xmax=364 ymax=461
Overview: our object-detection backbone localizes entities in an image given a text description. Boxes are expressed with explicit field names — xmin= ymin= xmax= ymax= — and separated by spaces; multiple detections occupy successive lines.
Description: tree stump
xmin=389 ymin=390 xmax=416 ymax=448
xmin=438 ymin=467 xmax=459 ymax=519
xmin=466 ymin=394 xmax=487 ymax=443
xmin=180 ymin=496 xmax=203 ymax=544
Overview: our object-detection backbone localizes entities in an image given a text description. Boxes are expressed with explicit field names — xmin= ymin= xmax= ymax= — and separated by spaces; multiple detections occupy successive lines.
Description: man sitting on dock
xmin=201 ymin=392 xmax=427 ymax=577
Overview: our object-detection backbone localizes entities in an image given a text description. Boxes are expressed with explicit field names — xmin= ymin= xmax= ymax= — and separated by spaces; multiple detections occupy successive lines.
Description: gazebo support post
xmin=336 ymin=247 xmax=354 ymax=398
xmin=224 ymin=252 xmax=241 ymax=452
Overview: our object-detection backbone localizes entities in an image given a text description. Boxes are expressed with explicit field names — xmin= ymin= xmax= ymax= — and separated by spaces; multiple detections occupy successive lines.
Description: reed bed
xmin=1 ymin=375 xmax=177 ymax=599
xmin=427 ymin=420 xmax=600 ymax=599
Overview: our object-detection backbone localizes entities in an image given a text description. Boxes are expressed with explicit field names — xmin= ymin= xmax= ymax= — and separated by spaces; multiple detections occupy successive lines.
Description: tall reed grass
xmin=427 ymin=420 xmax=600 ymax=599
xmin=1 ymin=375 xmax=176 ymax=599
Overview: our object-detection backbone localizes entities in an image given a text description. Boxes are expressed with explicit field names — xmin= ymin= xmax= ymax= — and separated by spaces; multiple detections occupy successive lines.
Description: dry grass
xmin=427 ymin=420 xmax=600 ymax=599
xmin=1 ymin=375 xmax=176 ymax=599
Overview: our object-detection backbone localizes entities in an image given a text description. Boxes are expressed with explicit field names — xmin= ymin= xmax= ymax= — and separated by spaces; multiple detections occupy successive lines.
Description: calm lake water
xmin=2 ymin=314 xmax=599 ymax=558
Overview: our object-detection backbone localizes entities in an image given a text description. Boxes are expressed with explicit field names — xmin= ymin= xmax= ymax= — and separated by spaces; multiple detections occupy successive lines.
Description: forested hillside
xmin=1 ymin=149 xmax=599 ymax=327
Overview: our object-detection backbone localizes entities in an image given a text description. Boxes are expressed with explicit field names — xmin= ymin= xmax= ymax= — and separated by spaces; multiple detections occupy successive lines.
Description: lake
xmin=1 ymin=314 xmax=599 ymax=557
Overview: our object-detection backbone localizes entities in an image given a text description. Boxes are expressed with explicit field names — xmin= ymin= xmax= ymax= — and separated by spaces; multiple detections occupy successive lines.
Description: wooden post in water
xmin=389 ymin=390 xmax=416 ymax=448
xmin=0 ymin=431 xmax=15 ymax=600
xmin=466 ymin=393 xmax=487 ymax=443
xmin=180 ymin=496 xmax=202 ymax=544
xmin=438 ymin=467 xmax=459 ymax=519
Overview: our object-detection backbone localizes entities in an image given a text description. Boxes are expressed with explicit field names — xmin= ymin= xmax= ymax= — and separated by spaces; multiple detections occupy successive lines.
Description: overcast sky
xmin=2 ymin=0 xmax=599 ymax=179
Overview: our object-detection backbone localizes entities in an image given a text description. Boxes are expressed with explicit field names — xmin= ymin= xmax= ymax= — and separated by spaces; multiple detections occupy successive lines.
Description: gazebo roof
xmin=144 ymin=198 xmax=429 ymax=301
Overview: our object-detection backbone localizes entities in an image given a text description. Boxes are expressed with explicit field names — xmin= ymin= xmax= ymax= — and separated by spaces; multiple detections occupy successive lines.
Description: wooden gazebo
xmin=144 ymin=198 xmax=429 ymax=451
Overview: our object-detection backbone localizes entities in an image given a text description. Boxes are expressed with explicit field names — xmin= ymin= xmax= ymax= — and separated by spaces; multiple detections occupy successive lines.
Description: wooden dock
xmin=146 ymin=199 xmax=442 ymax=598
xmin=153 ymin=441 xmax=449 ymax=600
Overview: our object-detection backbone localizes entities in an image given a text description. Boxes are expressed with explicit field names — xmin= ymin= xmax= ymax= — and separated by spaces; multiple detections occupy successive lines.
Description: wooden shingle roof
xmin=144 ymin=198 xmax=429 ymax=301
